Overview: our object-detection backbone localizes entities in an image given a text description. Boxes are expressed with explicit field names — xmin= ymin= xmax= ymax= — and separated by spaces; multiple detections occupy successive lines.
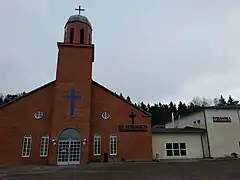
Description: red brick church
xmin=0 ymin=7 xmax=152 ymax=165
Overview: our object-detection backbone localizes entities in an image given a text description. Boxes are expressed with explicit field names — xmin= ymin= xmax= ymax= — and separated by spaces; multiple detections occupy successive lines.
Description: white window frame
xmin=165 ymin=142 xmax=187 ymax=157
xmin=93 ymin=134 xmax=101 ymax=156
xmin=40 ymin=135 xmax=49 ymax=157
xmin=21 ymin=135 xmax=32 ymax=157
xmin=109 ymin=134 xmax=117 ymax=155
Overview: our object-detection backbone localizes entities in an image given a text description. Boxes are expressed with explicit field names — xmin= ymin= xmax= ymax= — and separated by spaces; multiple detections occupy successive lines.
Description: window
xmin=70 ymin=28 xmax=74 ymax=43
xmin=101 ymin=112 xmax=110 ymax=120
xmin=64 ymin=27 xmax=67 ymax=41
xmin=21 ymin=135 xmax=32 ymax=157
xmin=109 ymin=134 xmax=117 ymax=155
xmin=166 ymin=142 xmax=187 ymax=157
xmin=93 ymin=134 xmax=101 ymax=155
xmin=89 ymin=33 xmax=91 ymax=44
xmin=197 ymin=120 xmax=201 ymax=124
xmin=34 ymin=111 xmax=44 ymax=120
xmin=80 ymin=29 xmax=84 ymax=44
xmin=40 ymin=135 xmax=49 ymax=157
xmin=193 ymin=121 xmax=196 ymax=125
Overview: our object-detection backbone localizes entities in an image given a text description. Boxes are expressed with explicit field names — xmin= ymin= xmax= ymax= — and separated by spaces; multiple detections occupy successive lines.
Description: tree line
xmin=121 ymin=94 xmax=238 ymax=126
xmin=0 ymin=92 xmax=238 ymax=126
xmin=0 ymin=92 xmax=26 ymax=106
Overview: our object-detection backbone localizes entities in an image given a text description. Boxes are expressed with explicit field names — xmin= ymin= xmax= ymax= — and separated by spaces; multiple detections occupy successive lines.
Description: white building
xmin=152 ymin=106 xmax=240 ymax=160
xmin=152 ymin=126 xmax=206 ymax=159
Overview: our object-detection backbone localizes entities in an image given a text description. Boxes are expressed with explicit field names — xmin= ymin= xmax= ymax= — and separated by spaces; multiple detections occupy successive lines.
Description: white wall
xmin=164 ymin=108 xmax=240 ymax=158
xmin=165 ymin=111 xmax=205 ymax=129
xmin=152 ymin=133 xmax=203 ymax=159
xmin=202 ymin=133 xmax=210 ymax=158
xmin=205 ymin=109 xmax=240 ymax=157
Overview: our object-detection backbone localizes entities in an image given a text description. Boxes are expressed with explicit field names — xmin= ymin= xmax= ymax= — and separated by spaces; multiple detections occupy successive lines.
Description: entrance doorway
xmin=57 ymin=128 xmax=81 ymax=165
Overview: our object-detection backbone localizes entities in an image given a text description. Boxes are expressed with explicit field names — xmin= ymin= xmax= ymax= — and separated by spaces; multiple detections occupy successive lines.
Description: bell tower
xmin=64 ymin=6 xmax=92 ymax=44
xmin=49 ymin=6 xmax=94 ymax=164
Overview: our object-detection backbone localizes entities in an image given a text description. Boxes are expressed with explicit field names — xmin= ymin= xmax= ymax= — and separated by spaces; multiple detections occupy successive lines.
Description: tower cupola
xmin=64 ymin=6 xmax=92 ymax=44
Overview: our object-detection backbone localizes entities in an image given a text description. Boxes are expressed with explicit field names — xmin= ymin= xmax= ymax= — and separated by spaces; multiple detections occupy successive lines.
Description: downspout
xmin=202 ymin=109 xmax=212 ymax=158
xmin=200 ymin=132 xmax=205 ymax=158
xmin=236 ymin=105 xmax=240 ymax=123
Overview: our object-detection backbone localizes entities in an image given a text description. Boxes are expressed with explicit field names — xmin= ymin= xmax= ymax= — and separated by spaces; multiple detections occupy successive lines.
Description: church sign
xmin=118 ymin=112 xmax=148 ymax=132
xmin=212 ymin=116 xmax=231 ymax=122
xmin=118 ymin=124 xmax=148 ymax=132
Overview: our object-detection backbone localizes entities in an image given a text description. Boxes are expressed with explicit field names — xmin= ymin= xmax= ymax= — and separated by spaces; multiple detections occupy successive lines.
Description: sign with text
xmin=212 ymin=116 xmax=231 ymax=122
xmin=118 ymin=124 xmax=148 ymax=132
xmin=118 ymin=112 xmax=148 ymax=132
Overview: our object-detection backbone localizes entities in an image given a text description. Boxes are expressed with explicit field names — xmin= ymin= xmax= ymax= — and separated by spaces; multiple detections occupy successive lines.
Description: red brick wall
xmin=0 ymin=20 xmax=153 ymax=165
xmin=0 ymin=83 xmax=54 ymax=165
xmin=90 ymin=83 xmax=152 ymax=162
xmin=64 ymin=22 xmax=92 ymax=44
xmin=49 ymin=41 xmax=94 ymax=164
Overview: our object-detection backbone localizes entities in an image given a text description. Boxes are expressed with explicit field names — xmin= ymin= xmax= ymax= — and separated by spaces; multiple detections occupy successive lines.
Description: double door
xmin=57 ymin=140 xmax=81 ymax=165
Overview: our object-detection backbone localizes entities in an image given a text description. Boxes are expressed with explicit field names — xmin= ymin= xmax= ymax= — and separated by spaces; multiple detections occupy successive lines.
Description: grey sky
xmin=1 ymin=0 xmax=240 ymax=105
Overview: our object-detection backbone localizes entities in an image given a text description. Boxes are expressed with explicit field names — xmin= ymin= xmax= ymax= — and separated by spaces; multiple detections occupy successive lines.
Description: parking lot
xmin=1 ymin=159 xmax=240 ymax=180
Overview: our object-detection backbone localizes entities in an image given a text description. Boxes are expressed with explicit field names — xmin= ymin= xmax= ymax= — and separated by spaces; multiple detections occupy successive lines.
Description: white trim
xmin=93 ymin=134 xmax=101 ymax=156
xmin=101 ymin=112 xmax=110 ymax=120
xmin=109 ymin=134 xmax=117 ymax=155
xmin=21 ymin=135 xmax=32 ymax=157
xmin=165 ymin=142 xmax=187 ymax=157
xmin=57 ymin=140 xmax=81 ymax=165
xmin=40 ymin=135 xmax=49 ymax=157
xmin=34 ymin=111 xmax=44 ymax=120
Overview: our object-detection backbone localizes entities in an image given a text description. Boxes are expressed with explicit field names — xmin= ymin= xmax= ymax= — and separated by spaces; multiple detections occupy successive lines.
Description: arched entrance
xmin=56 ymin=128 xmax=82 ymax=165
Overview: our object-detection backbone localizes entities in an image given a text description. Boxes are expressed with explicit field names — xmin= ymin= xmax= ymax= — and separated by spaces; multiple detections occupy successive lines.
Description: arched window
xmin=93 ymin=134 xmax=101 ymax=155
xmin=40 ymin=135 xmax=49 ymax=157
xmin=64 ymin=27 xmax=67 ymax=42
xmin=70 ymin=28 xmax=74 ymax=43
xmin=58 ymin=128 xmax=81 ymax=140
xmin=21 ymin=134 xmax=32 ymax=157
xmin=109 ymin=134 xmax=117 ymax=155
xmin=89 ymin=33 xmax=91 ymax=44
xmin=80 ymin=29 xmax=84 ymax=44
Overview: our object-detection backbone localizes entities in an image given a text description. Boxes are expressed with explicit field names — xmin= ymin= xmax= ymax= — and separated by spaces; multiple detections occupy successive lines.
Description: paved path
xmin=1 ymin=159 xmax=240 ymax=179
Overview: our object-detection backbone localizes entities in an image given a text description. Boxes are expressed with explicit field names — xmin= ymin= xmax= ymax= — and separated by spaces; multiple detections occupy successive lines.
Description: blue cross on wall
xmin=64 ymin=89 xmax=81 ymax=117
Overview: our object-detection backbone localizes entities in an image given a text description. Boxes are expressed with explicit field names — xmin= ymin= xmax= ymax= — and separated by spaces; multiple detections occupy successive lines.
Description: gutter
xmin=202 ymin=109 xmax=212 ymax=158
xmin=200 ymin=132 xmax=205 ymax=158
xmin=236 ymin=106 xmax=240 ymax=123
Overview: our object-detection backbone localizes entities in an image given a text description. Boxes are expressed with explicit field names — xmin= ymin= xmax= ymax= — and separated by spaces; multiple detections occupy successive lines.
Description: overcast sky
xmin=1 ymin=0 xmax=240 ymax=105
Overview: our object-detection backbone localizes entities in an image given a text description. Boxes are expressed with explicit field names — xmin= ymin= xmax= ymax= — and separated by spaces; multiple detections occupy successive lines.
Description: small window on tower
xmin=70 ymin=28 xmax=74 ymax=43
xmin=80 ymin=29 xmax=84 ymax=44
xmin=64 ymin=28 xmax=67 ymax=41
xmin=89 ymin=33 xmax=91 ymax=44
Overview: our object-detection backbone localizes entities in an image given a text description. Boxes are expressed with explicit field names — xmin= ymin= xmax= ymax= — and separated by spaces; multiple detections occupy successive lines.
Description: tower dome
xmin=64 ymin=6 xmax=92 ymax=44
xmin=67 ymin=14 xmax=92 ymax=30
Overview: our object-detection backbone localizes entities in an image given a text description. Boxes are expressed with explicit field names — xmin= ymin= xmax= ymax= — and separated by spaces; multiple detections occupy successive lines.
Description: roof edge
xmin=64 ymin=21 xmax=93 ymax=30
xmin=152 ymin=127 xmax=206 ymax=134
xmin=0 ymin=80 xmax=55 ymax=109
xmin=1 ymin=80 xmax=152 ymax=117
xmin=92 ymin=80 xmax=152 ymax=117
xmin=204 ymin=105 xmax=240 ymax=110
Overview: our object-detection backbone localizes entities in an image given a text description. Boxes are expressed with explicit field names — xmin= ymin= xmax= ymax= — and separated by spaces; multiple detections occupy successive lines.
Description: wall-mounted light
xmin=52 ymin=138 xmax=57 ymax=146
xmin=83 ymin=138 xmax=87 ymax=145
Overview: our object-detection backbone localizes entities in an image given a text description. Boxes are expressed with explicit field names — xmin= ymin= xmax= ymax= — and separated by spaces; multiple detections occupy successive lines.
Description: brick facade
xmin=0 ymin=12 xmax=152 ymax=165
